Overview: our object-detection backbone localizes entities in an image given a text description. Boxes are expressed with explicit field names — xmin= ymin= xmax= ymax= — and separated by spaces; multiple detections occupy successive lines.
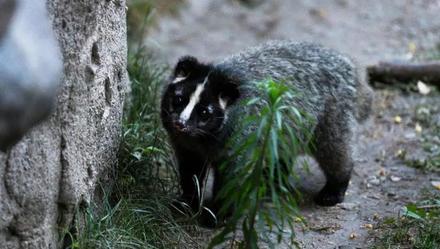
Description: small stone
xmin=415 ymin=123 xmax=422 ymax=133
xmin=369 ymin=178 xmax=380 ymax=186
xmin=368 ymin=175 xmax=381 ymax=185
xmin=404 ymin=132 xmax=416 ymax=139
xmin=362 ymin=223 xmax=373 ymax=229
xmin=349 ymin=232 xmax=357 ymax=239
xmin=394 ymin=115 xmax=402 ymax=124
xmin=417 ymin=81 xmax=431 ymax=95
xmin=390 ymin=175 xmax=401 ymax=182
xmin=431 ymin=181 xmax=440 ymax=190
xmin=338 ymin=202 xmax=358 ymax=211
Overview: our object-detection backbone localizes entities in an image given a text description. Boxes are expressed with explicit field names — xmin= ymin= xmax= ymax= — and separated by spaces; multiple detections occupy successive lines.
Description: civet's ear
xmin=220 ymin=81 xmax=240 ymax=107
xmin=210 ymin=71 xmax=240 ymax=107
xmin=172 ymin=56 xmax=200 ymax=82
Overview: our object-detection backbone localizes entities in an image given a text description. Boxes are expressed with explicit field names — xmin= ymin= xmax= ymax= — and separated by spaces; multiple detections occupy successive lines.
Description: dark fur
xmin=161 ymin=41 xmax=373 ymax=227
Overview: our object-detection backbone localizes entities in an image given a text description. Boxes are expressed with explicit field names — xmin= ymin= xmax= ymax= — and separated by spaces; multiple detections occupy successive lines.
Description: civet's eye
xmin=173 ymin=95 xmax=184 ymax=107
xmin=199 ymin=107 xmax=211 ymax=121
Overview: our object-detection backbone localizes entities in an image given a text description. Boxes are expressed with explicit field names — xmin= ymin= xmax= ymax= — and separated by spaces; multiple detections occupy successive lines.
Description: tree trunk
xmin=0 ymin=0 xmax=128 ymax=248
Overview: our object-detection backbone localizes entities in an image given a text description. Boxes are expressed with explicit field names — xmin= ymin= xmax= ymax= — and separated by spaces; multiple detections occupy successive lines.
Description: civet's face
xmin=161 ymin=56 xmax=240 ymax=141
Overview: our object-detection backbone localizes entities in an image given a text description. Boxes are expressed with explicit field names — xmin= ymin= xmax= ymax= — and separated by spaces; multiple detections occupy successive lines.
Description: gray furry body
xmin=217 ymin=41 xmax=372 ymax=205
xmin=218 ymin=41 xmax=364 ymax=122
xmin=161 ymin=40 xmax=373 ymax=226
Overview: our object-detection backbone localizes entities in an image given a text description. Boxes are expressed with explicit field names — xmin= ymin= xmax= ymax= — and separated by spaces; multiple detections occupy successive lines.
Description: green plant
xmin=116 ymin=46 xmax=177 ymax=197
xmin=209 ymin=80 xmax=312 ymax=249
xmin=67 ymin=191 xmax=201 ymax=249
xmin=373 ymin=191 xmax=440 ymax=249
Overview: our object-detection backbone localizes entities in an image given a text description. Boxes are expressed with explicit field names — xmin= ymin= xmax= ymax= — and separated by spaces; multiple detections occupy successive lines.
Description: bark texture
xmin=0 ymin=0 xmax=128 ymax=248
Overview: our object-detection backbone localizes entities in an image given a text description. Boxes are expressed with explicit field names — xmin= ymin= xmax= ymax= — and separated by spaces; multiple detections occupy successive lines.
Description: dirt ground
xmin=145 ymin=0 xmax=440 ymax=248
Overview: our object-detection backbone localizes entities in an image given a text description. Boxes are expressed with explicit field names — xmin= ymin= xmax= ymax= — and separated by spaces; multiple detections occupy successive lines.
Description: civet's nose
xmin=174 ymin=120 xmax=186 ymax=132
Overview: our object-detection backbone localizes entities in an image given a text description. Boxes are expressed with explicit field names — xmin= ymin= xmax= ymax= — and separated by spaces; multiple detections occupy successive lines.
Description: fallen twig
xmin=367 ymin=61 xmax=440 ymax=86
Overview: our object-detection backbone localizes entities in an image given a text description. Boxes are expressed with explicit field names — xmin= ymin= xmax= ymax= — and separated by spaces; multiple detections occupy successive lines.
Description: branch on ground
xmin=367 ymin=61 xmax=440 ymax=86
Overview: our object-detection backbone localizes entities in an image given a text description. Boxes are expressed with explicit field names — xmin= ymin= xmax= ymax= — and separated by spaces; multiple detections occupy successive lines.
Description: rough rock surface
xmin=0 ymin=0 xmax=129 ymax=248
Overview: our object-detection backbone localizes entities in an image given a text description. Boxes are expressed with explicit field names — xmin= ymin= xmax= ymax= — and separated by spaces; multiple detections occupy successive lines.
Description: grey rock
xmin=0 ymin=0 xmax=62 ymax=151
xmin=0 ymin=0 xmax=128 ymax=248
xmin=367 ymin=176 xmax=380 ymax=186
xmin=390 ymin=175 xmax=401 ymax=182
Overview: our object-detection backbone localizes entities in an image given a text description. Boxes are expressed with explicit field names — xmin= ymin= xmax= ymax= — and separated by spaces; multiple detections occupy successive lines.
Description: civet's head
xmin=161 ymin=56 xmax=240 ymax=141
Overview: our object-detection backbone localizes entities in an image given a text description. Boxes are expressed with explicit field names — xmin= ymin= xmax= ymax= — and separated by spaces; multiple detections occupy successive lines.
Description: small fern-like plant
xmin=209 ymin=79 xmax=314 ymax=249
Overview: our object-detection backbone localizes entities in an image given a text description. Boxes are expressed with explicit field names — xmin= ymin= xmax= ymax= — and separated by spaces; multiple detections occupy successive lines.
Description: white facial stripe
xmin=219 ymin=97 xmax=227 ymax=110
xmin=172 ymin=76 xmax=187 ymax=84
xmin=179 ymin=75 xmax=209 ymax=122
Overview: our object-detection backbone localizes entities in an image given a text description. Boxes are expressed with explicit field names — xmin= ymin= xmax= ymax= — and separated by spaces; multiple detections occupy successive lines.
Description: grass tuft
xmin=372 ymin=191 xmax=440 ymax=249
xmin=116 ymin=47 xmax=176 ymax=197
xmin=70 ymin=194 xmax=199 ymax=249
xmin=67 ymin=41 xmax=203 ymax=249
